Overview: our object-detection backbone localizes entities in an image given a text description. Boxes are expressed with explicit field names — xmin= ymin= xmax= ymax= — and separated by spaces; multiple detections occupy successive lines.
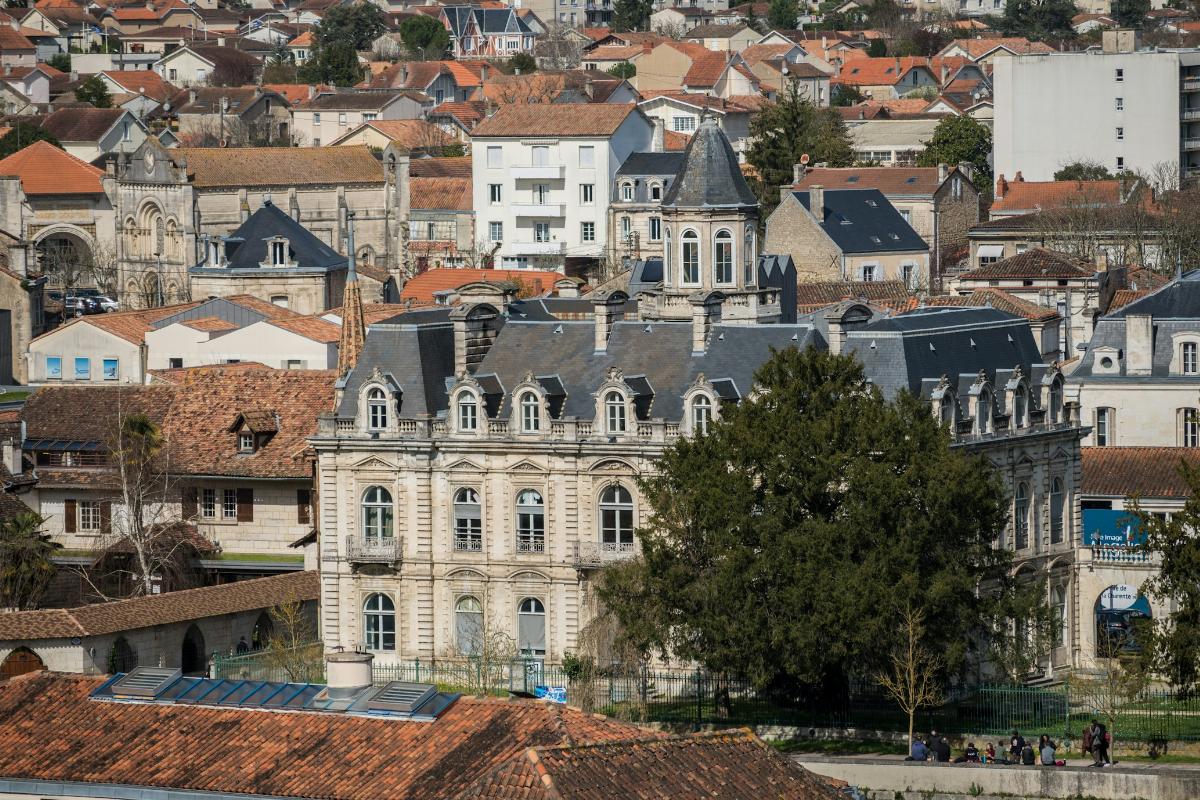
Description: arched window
xmin=453 ymin=488 xmax=482 ymax=551
xmin=1185 ymin=342 xmax=1198 ymax=374
xmin=519 ymin=392 xmax=541 ymax=433
xmin=111 ymin=636 xmax=137 ymax=672
xmin=154 ymin=216 xmax=165 ymax=256
xmin=713 ymin=229 xmax=733 ymax=285
xmin=1052 ymin=586 xmax=1067 ymax=647
xmin=455 ymin=596 xmax=483 ymax=655
xmin=1014 ymin=482 xmax=1030 ymax=550
xmin=620 ymin=181 xmax=634 ymax=201
xmin=457 ymin=392 xmax=478 ymax=432
xmin=605 ymin=391 xmax=626 ymax=434
xmin=1050 ymin=477 xmax=1065 ymax=544
xmin=363 ymin=593 xmax=395 ymax=651
xmin=599 ymin=485 xmax=634 ymax=551
xmin=367 ymin=387 xmax=388 ymax=430
xmin=939 ymin=396 xmax=954 ymax=428
xmin=977 ymin=391 xmax=992 ymax=434
xmin=681 ymin=229 xmax=699 ymax=285
xmin=649 ymin=182 xmax=662 ymax=201
xmin=664 ymin=228 xmax=672 ymax=285
xmin=516 ymin=489 xmax=544 ymax=552
xmin=361 ymin=486 xmax=393 ymax=541
xmin=743 ymin=225 xmax=755 ymax=285
xmin=517 ymin=597 xmax=545 ymax=657
xmin=1048 ymin=380 xmax=1063 ymax=424
xmin=1184 ymin=408 xmax=1200 ymax=448
xmin=1012 ymin=386 xmax=1026 ymax=429
xmin=692 ymin=395 xmax=712 ymax=435
xmin=165 ymin=219 xmax=178 ymax=258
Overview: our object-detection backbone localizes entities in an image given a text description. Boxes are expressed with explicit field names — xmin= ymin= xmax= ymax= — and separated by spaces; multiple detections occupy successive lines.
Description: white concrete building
xmin=470 ymin=104 xmax=654 ymax=272
xmin=994 ymin=30 xmax=1200 ymax=182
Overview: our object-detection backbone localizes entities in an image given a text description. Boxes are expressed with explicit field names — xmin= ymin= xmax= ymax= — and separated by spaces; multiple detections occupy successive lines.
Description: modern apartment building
xmin=994 ymin=30 xmax=1200 ymax=182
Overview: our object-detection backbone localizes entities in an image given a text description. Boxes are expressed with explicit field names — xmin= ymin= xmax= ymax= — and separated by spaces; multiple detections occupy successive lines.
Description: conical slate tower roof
xmin=661 ymin=117 xmax=759 ymax=209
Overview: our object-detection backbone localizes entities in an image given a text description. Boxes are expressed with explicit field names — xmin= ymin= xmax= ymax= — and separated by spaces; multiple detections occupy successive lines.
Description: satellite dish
xmin=800 ymin=153 xmax=811 ymax=165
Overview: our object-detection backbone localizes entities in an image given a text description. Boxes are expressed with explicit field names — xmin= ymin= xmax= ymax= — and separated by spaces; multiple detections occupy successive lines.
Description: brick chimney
xmin=1014 ymin=171 xmax=1024 ymax=183
xmin=995 ymin=173 xmax=1007 ymax=199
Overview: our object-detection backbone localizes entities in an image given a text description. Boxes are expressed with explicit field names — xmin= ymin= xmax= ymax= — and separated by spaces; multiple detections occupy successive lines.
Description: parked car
xmin=72 ymin=288 xmax=118 ymax=312
xmin=47 ymin=290 xmax=113 ymax=316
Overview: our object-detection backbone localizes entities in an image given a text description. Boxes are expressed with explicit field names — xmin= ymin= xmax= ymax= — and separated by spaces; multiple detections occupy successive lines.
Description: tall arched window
xmin=977 ymin=391 xmax=992 ymax=434
xmin=363 ymin=593 xmax=395 ymax=651
xmin=1184 ymin=408 xmax=1199 ymax=448
xmin=367 ymin=388 xmax=388 ymax=430
xmin=1050 ymin=477 xmax=1065 ymax=544
xmin=599 ymin=485 xmax=634 ymax=551
xmin=1012 ymin=386 xmax=1026 ymax=429
xmin=361 ymin=486 xmax=393 ymax=541
xmin=1048 ymin=380 xmax=1063 ymax=424
xmin=939 ymin=396 xmax=954 ymax=428
xmin=517 ymin=597 xmax=546 ymax=657
xmin=154 ymin=216 xmax=165 ymax=256
xmin=457 ymin=392 xmax=478 ymax=432
xmin=1185 ymin=342 xmax=1198 ymax=374
xmin=453 ymin=488 xmax=482 ymax=551
xmin=520 ymin=392 xmax=541 ymax=433
xmin=605 ymin=391 xmax=626 ymax=434
xmin=692 ymin=395 xmax=712 ymax=435
xmin=1052 ymin=586 xmax=1067 ymax=647
xmin=681 ymin=229 xmax=699 ymax=285
xmin=743 ymin=225 xmax=755 ymax=285
xmin=455 ymin=596 xmax=483 ymax=655
xmin=664 ymin=228 xmax=672 ymax=285
xmin=1014 ymin=482 xmax=1030 ymax=550
xmin=516 ymin=489 xmax=544 ymax=552
xmin=713 ymin=229 xmax=733 ymax=285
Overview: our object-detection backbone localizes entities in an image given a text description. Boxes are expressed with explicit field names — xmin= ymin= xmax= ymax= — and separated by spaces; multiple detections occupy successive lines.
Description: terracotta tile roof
xmin=410 ymin=155 xmax=472 ymax=178
xmin=0 ymin=672 xmax=647 ymax=799
xmin=267 ymin=314 xmax=341 ymax=343
xmin=223 ymin=293 xmax=305 ymax=319
xmin=456 ymin=729 xmax=842 ymax=799
xmin=444 ymin=59 xmax=484 ymax=86
xmin=836 ymin=103 xmax=889 ymax=121
xmin=0 ymin=571 xmax=315 ymax=640
xmin=682 ymin=50 xmax=730 ymax=87
xmin=686 ymin=21 xmax=751 ymax=38
xmin=101 ymin=69 xmax=174 ymax=103
xmin=1082 ymin=447 xmax=1200 ymax=498
xmin=401 ymin=268 xmax=562 ymax=303
xmin=740 ymin=42 xmax=797 ymax=65
xmin=429 ymin=99 xmax=486 ymax=130
xmin=40 ymin=106 xmax=123 ymax=142
xmin=262 ymin=83 xmax=331 ymax=104
xmin=158 ymin=365 xmax=334 ymax=478
xmin=22 ymin=384 xmax=176 ymax=442
xmin=355 ymin=118 xmax=453 ymax=149
xmin=472 ymin=103 xmax=636 ymax=137
xmin=991 ymin=178 xmax=1127 ymax=214
xmin=958 ymin=248 xmax=1094 ymax=281
xmin=663 ymin=129 xmax=689 ymax=150
xmin=838 ymin=56 xmax=970 ymax=86
xmin=1108 ymin=288 xmax=1148 ymax=312
xmin=0 ymin=139 xmax=103 ymax=195
xmin=180 ymin=315 xmax=239 ymax=332
xmin=942 ymin=37 xmax=1056 ymax=59
xmin=410 ymin=176 xmax=471 ymax=210
xmin=794 ymin=165 xmax=943 ymax=196
xmin=287 ymin=29 xmax=312 ymax=46
xmin=927 ymin=288 xmax=1060 ymax=321
xmin=173 ymin=146 xmax=383 ymax=187
xmin=796 ymin=279 xmax=911 ymax=312
xmin=36 ymin=301 xmax=202 ymax=345
xmin=0 ymin=24 xmax=34 ymax=51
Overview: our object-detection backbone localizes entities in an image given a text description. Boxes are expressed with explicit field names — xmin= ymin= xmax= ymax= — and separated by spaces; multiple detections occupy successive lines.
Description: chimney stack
xmin=689 ymin=291 xmax=723 ymax=355
xmin=809 ymin=184 xmax=825 ymax=221
xmin=1125 ymin=313 xmax=1153 ymax=375
xmin=1 ymin=438 xmax=20 ymax=477
xmin=995 ymin=173 xmax=1007 ymax=199
xmin=793 ymin=162 xmax=806 ymax=184
xmin=592 ymin=290 xmax=627 ymax=353
xmin=450 ymin=302 xmax=502 ymax=376
xmin=1014 ymin=171 xmax=1024 ymax=183
xmin=937 ymin=162 xmax=947 ymax=183
xmin=651 ymin=117 xmax=664 ymax=152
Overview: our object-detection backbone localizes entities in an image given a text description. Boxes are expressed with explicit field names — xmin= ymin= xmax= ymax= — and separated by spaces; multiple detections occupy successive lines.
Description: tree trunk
xmin=908 ymin=709 xmax=915 ymax=756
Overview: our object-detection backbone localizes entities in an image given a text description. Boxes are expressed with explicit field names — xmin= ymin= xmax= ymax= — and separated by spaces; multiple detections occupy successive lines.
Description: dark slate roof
xmin=846 ymin=306 xmax=1046 ymax=401
xmin=472 ymin=320 xmax=820 ymax=421
xmin=192 ymin=201 xmax=346 ymax=273
xmin=628 ymin=258 xmax=663 ymax=296
xmin=792 ymin=189 xmax=928 ymax=254
xmin=443 ymin=5 xmax=531 ymax=37
xmin=616 ymin=151 xmax=685 ymax=177
xmin=337 ymin=316 xmax=456 ymax=418
xmin=661 ymin=118 xmax=757 ymax=209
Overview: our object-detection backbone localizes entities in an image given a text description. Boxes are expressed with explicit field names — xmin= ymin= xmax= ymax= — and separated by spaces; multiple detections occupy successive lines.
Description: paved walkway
xmin=788 ymin=751 xmax=1200 ymax=771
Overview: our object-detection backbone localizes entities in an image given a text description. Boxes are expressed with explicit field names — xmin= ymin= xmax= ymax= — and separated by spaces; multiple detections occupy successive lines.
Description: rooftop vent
xmin=111 ymin=667 xmax=182 ymax=699
xmin=367 ymin=682 xmax=437 ymax=715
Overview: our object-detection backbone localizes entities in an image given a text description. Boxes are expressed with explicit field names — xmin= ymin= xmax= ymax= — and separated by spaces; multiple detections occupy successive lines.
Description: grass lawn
xmin=0 ymin=390 xmax=29 ymax=403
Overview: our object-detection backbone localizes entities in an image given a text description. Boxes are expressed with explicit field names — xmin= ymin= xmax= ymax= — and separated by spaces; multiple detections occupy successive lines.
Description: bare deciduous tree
xmin=263 ymin=601 xmax=322 ymax=683
xmin=454 ymin=600 xmax=520 ymax=696
xmin=536 ymin=23 xmax=583 ymax=70
xmin=876 ymin=605 xmax=943 ymax=751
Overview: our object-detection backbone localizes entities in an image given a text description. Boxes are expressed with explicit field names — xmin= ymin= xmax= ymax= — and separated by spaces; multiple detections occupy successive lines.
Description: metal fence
xmin=209 ymin=647 xmax=1200 ymax=742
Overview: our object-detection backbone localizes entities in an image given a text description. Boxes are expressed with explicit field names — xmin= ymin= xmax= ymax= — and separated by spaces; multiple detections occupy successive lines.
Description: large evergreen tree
xmin=399 ymin=14 xmax=449 ymax=59
xmin=0 ymin=123 xmax=59 ymax=160
xmin=74 ymin=76 xmax=112 ymax=108
xmin=611 ymin=0 xmax=652 ymax=32
xmin=916 ymin=115 xmax=993 ymax=191
xmin=767 ymin=0 xmax=799 ymax=30
xmin=1000 ymin=0 xmax=1077 ymax=39
xmin=596 ymin=347 xmax=1028 ymax=697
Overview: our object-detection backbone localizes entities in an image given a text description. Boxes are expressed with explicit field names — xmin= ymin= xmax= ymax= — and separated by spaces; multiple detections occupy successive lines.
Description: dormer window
xmin=939 ymin=396 xmax=954 ymax=428
xmin=1048 ymin=379 xmax=1063 ymax=424
xmin=620 ymin=181 xmax=634 ymax=201
xmin=270 ymin=238 xmax=289 ymax=266
xmin=649 ymin=182 xmax=662 ymax=201
xmin=605 ymin=391 xmax=626 ymax=434
xmin=519 ymin=391 xmax=541 ymax=433
xmin=1012 ymin=386 xmax=1026 ymax=429
xmin=977 ymin=391 xmax=992 ymax=434
xmin=1185 ymin=342 xmax=1198 ymax=374
xmin=367 ymin=387 xmax=388 ymax=430
xmin=692 ymin=394 xmax=712 ymax=435
xmin=458 ymin=392 xmax=478 ymax=432
xmin=238 ymin=432 xmax=255 ymax=453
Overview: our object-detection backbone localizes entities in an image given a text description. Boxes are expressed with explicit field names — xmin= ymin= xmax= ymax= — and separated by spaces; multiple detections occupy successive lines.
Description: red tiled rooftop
xmin=991 ymin=178 xmax=1128 ymax=214
xmin=401 ymin=268 xmax=562 ymax=303
xmin=1082 ymin=447 xmax=1200 ymax=498
xmin=0 ymin=139 xmax=104 ymax=195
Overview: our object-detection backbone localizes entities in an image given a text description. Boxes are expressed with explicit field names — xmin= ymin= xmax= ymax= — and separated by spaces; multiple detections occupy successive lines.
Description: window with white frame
xmin=79 ymin=500 xmax=102 ymax=531
xmin=1095 ymin=407 xmax=1114 ymax=445
xmin=455 ymin=596 xmax=483 ymax=655
xmin=489 ymin=184 xmax=502 ymax=204
xmin=520 ymin=391 xmax=541 ymax=432
xmin=489 ymin=221 xmax=503 ymax=242
xmin=901 ymin=263 xmax=916 ymax=289
xmin=1050 ymin=477 xmax=1064 ymax=544
xmin=361 ymin=486 xmax=393 ymax=541
xmin=649 ymin=217 xmax=661 ymax=241
xmin=743 ymin=226 xmax=754 ymax=285
xmin=692 ymin=395 xmax=712 ymax=434
xmin=201 ymin=487 xmax=217 ymax=518
xmin=620 ymin=216 xmax=631 ymax=239
xmin=534 ymin=184 xmax=550 ymax=204
xmin=977 ymin=391 xmax=992 ymax=434
xmin=363 ymin=593 xmax=395 ymax=651
xmin=713 ymin=229 xmax=733 ymax=284
xmin=1184 ymin=408 xmax=1200 ymax=447
xmin=531 ymin=145 xmax=549 ymax=166
xmin=239 ymin=432 xmax=254 ymax=452
xmin=487 ymin=146 xmax=501 ymax=168
xmin=1116 ymin=97 xmax=1124 ymax=111
xmin=367 ymin=388 xmax=388 ymax=430
xmin=860 ymin=263 xmax=877 ymax=282
xmin=620 ymin=182 xmax=633 ymax=201
xmin=1012 ymin=386 xmax=1026 ymax=428
xmin=458 ymin=392 xmax=478 ymax=431
xmin=515 ymin=490 xmax=544 ymax=552
xmin=599 ymin=484 xmax=634 ymax=550
xmin=581 ymin=221 xmax=595 ymax=242
xmin=453 ymin=488 xmax=482 ymax=551
xmin=664 ymin=228 xmax=672 ymax=284
xmin=1048 ymin=380 xmax=1063 ymax=424
xmin=1185 ymin=342 xmax=1198 ymax=374
xmin=650 ymin=182 xmax=662 ymax=201
xmin=672 ymin=116 xmax=695 ymax=132
xmin=222 ymin=488 xmax=237 ymax=519
xmin=1014 ymin=481 xmax=1030 ymax=549
xmin=681 ymin=229 xmax=699 ymax=284
xmin=578 ymin=145 xmax=594 ymax=168
xmin=534 ymin=222 xmax=550 ymax=243
xmin=581 ymin=183 xmax=594 ymax=204
xmin=605 ymin=391 xmax=626 ymax=434
xmin=517 ymin=597 xmax=545 ymax=656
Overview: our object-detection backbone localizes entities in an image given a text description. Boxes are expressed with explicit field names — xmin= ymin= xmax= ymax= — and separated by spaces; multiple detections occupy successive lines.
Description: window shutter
xmin=297 ymin=489 xmax=311 ymax=524
xmin=100 ymin=500 xmax=111 ymax=533
xmin=64 ymin=499 xmax=76 ymax=533
xmin=237 ymin=488 xmax=254 ymax=522
xmin=182 ymin=487 xmax=197 ymax=519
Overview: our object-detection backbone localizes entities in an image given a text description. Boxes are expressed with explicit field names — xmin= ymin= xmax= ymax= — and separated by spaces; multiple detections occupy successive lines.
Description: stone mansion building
xmin=312 ymin=123 xmax=1088 ymax=679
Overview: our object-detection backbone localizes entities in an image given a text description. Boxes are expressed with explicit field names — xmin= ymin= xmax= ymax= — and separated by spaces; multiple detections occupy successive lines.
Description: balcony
xmin=571 ymin=541 xmax=637 ymax=569
xmin=346 ymin=535 xmax=403 ymax=564
xmin=1184 ymin=109 xmax=1200 ymax=121
xmin=1185 ymin=138 xmax=1200 ymax=152
xmin=502 ymin=240 xmax=566 ymax=256
xmin=512 ymin=165 xmax=565 ymax=180
xmin=511 ymin=203 xmax=566 ymax=218
xmin=1184 ymin=79 xmax=1200 ymax=92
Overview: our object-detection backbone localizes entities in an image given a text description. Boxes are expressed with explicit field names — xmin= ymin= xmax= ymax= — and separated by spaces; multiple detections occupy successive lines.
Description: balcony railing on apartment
xmin=346 ymin=535 xmax=404 ymax=564
xmin=571 ymin=541 xmax=637 ymax=569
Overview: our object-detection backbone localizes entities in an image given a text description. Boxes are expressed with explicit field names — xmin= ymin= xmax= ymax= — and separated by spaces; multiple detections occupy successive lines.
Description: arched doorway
xmin=1 ymin=647 xmax=45 ymax=679
xmin=36 ymin=230 xmax=97 ymax=305
xmin=251 ymin=611 xmax=273 ymax=650
xmin=142 ymin=272 xmax=163 ymax=309
xmin=181 ymin=624 xmax=206 ymax=675
xmin=110 ymin=636 xmax=137 ymax=673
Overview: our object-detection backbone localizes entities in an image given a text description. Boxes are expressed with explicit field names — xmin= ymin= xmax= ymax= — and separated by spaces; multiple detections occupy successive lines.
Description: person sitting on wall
xmin=906 ymin=736 xmax=929 ymax=761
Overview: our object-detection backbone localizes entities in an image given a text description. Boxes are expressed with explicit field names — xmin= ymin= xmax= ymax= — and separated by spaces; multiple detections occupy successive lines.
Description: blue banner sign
xmin=1082 ymin=509 xmax=1147 ymax=548
xmin=534 ymin=686 xmax=567 ymax=704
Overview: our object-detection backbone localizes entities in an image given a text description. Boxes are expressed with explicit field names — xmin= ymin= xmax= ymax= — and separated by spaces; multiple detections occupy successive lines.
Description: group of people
xmin=908 ymin=725 xmax=1111 ymax=767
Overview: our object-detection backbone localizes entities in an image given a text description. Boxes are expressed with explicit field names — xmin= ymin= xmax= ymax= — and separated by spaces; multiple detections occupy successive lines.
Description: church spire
xmin=337 ymin=211 xmax=366 ymax=377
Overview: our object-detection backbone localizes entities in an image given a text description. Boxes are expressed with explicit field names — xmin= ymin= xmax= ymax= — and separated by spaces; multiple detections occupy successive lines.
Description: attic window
xmin=270 ymin=239 xmax=289 ymax=266
xmin=870 ymin=235 xmax=881 ymax=243
xmin=889 ymin=233 xmax=900 ymax=240
xmin=238 ymin=432 xmax=255 ymax=453
xmin=866 ymin=199 xmax=877 ymax=207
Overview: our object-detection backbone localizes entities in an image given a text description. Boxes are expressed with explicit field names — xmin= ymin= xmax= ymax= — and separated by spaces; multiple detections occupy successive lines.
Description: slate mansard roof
xmin=1074 ymin=270 xmax=1200 ymax=381
xmin=661 ymin=118 xmax=757 ymax=209
xmin=792 ymin=188 xmax=929 ymax=255
xmin=192 ymin=200 xmax=347 ymax=274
